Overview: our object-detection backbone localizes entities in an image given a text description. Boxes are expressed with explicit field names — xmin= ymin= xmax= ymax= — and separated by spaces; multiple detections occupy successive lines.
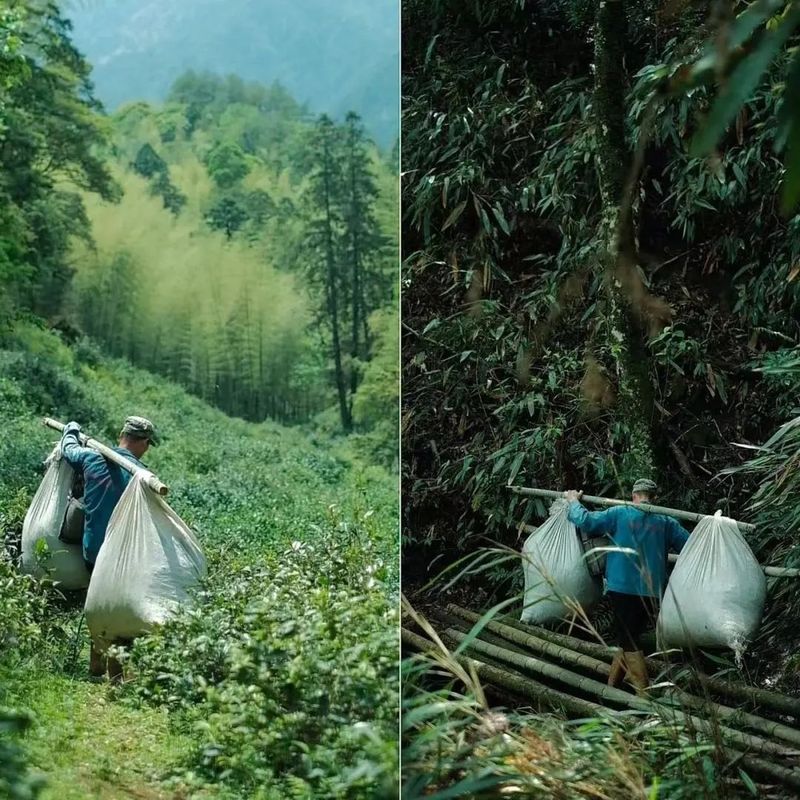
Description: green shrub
xmin=125 ymin=528 xmax=398 ymax=798
xmin=0 ymin=557 xmax=48 ymax=659
xmin=0 ymin=709 xmax=44 ymax=800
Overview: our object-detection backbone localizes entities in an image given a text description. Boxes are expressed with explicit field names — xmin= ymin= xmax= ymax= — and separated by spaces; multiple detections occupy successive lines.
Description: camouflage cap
xmin=632 ymin=478 xmax=657 ymax=495
xmin=121 ymin=416 xmax=160 ymax=446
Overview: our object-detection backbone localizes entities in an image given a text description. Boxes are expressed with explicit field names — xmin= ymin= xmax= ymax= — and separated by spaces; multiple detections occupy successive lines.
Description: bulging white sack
xmin=20 ymin=446 xmax=89 ymax=590
xmin=658 ymin=511 xmax=766 ymax=656
xmin=85 ymin=473 xmax=206 ymax=648
xmin=521 ymin=499 xmax=600 ymax=624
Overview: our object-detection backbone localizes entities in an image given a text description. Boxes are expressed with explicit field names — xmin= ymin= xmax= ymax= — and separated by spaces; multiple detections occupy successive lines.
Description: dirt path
xmin=13 ymin=672 xmax=203 ymax=800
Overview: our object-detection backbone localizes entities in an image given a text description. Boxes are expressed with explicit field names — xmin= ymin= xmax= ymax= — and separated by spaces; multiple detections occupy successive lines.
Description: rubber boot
xmin=107 ymin=655 xmax=124 ymax=684
xmin=607 ymin=650 xmax=626 ymax=687
xmin=622 ymin=650 xmax=649 ymax=693
xmin=89 ymin=640 xmax=106 ymax=680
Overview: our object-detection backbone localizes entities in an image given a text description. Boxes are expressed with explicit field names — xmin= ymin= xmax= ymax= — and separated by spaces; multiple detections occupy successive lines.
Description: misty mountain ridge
xmin=65 ymin=0 xmax=398 ymax=147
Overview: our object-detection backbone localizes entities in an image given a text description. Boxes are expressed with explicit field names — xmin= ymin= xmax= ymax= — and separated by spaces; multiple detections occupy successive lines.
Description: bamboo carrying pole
xmin=402 ymin=628 xmax=800 ymax=792
xmin=509 ymin=485 xmax=756 ymax=532
xmin=443 ymin=606 xmax=800 ymax=749
xmin=43 ymin=417 xmax=169 ymax=496
xmin=520 ymin=522 xmax=800 ymax=577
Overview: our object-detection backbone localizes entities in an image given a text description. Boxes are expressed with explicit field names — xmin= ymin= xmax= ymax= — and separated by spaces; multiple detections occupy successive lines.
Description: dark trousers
xmin=608 ymin=591 xmax=658 ymax=651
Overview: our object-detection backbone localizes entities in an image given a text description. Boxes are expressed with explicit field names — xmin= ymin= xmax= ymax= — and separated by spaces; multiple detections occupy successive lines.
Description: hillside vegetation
xmin=402 ymin=0 xmax=800 ymax=796
xmin=65 ymin=0 xmax=399 ymax=147
xmin=0 ymin=324 xmax=398 ymax=799
xmin=1 ymin=3 xmax=399 ymax=798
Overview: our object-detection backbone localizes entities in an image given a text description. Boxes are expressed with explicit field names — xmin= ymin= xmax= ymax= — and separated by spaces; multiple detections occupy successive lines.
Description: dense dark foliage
xmin=402 ymin=1 xmax=800 ymax=794
xmin=402 ymin=0 xmax=800 ymax=579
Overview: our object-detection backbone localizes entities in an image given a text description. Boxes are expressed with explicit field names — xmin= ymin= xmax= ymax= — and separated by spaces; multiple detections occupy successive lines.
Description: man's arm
xmin=667 ymin=517 xmax=691 ymax=552
xmin=566 ymin=498 xmax=618 ymax=535
xmin=60 ymin=421 xmax=94 ymax=470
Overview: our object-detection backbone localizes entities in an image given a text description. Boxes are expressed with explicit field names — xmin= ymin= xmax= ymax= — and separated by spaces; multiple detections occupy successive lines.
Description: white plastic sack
xmin=657 ymin=511 xmax=766 ymax=656
xmin=20 ymin=446 xmax=89 ymax=590
xmin=85 ymin=473 xmax=206 ymax=648
xmin=521 ymin=499 xmax=600 ymax=624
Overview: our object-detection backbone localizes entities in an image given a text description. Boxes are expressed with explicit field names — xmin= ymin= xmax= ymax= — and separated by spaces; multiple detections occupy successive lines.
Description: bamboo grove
xmin=1 ymin=1 xmax=398 ymax=432
xmin=402 ymin=0 xmax=800 ymax=566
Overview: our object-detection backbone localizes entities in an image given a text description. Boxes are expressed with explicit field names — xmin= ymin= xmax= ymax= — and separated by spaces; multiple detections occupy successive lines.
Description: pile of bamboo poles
xmin=403 ymin=603 xmax=800 ymax=791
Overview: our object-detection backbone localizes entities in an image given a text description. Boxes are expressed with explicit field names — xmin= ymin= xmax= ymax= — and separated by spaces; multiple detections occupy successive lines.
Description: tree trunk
xmin=593 ymin=0 xmax=655 ymax=481
xmin=322 ymin=136 xmax=352 ymax=432
xmin=349 ymin=129 xmax=362 ymax=405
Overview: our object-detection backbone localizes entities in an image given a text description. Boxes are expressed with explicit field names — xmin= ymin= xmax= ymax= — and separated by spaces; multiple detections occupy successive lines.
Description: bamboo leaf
xmin=507 ymin=451 xmax=525 ymax=485
xmin=424 ymin=33 xmax=441 ymax=67
xmin=738 ymin=769 xmax=759 ymax=796
xmin=491 ymin=203 xmax=511 ymax=235
xmin=691 ymin=8 xmax=800 ymax=156
xmin=442 ymin=200 xmax=467 ymax=230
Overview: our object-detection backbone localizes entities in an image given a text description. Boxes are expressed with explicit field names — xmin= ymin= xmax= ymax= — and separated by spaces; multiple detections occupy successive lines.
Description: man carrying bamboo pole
xmin=60 ymin=416 xmax=160 ymax=680
xmin=564 ymin=479 xmax=690 ymax=692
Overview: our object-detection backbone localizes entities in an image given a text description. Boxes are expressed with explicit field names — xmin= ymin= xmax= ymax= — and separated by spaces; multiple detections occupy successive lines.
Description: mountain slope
xmin=0 ymin=322 xmax=398 ymax=797
xmin=64 ymin=0 xmax=399 ymax=146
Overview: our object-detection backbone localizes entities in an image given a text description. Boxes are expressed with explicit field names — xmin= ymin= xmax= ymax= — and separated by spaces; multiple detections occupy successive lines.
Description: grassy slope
xmin=9 ymin=673 xmax=198 ymax=800
xmin=0 ymin=324 xmax=397 ymax=798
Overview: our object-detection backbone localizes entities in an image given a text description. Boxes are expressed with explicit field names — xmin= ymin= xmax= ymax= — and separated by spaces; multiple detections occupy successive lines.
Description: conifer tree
xmin=304 ymin=114 xmax=352 ymax=431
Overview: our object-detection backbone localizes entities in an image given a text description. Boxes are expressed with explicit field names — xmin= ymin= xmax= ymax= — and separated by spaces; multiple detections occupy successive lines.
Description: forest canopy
xmin=402 ymin=0 xmax=800 ymax=571
xmin=1 ymin=1 xmax=398 ymax=449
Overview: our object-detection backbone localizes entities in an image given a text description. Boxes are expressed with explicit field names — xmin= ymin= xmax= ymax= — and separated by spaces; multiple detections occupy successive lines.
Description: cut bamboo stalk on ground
xmin=509 ymin=485 xmax=755 ymax=532
xmin=445 ymin=604 xmax=613 ymax=678
xmin=444 ymin=628 xmax=800 ymax=760
xmin=402 ymin=628 xmax=605 ymax=718
xmin=444 ymin=607 xmax=800 ymax=749
xmin=488 ymin=608 xmax=800 ymax=719
xmin=404 ymin=627 xmax=800 ymax=792
xmin=43 ymin=417 xmax=168 ymax=496
xmin=429 ymin=608 xmax=533 ymax=658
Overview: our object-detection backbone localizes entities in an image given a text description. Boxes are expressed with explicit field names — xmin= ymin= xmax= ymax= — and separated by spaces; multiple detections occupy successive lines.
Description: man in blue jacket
xmin=564 ymin=479 xmax=690 ymax=691
xmin=61 ymin=415 xmax=160 ymax=678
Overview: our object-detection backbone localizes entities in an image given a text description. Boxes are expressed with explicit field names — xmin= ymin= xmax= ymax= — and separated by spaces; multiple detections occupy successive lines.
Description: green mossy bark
xmin=593 ymin=0 xmax=656 ymax=484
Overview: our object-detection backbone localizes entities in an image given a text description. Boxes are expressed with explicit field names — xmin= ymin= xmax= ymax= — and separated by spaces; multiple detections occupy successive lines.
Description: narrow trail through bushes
xmin=1 ymin=327 xmax=399 ymax=799
xmin=13 ymin=673 xmax=197 ymax=800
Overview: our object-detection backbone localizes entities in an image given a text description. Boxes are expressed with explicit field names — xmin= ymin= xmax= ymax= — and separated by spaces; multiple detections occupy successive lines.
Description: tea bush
xmin=0 ymin=325 xmax=398 ymax=797
xmin=0 ymin=709 xmax=44 ymax=800
xmin=126 ymin=531 xmax=398 ymax=798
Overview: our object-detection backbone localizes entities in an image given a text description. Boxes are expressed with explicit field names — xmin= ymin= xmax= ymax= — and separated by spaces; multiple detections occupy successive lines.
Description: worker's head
xmin=631 ymin=478 xmax=657 ymax=504
xmin=119 ymin=416 xmax=160 ymax=458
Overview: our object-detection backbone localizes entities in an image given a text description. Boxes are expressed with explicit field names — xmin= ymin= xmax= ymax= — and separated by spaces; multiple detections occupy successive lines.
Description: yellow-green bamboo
xmin=445 ymin=628 xmax=799 ymax=760
xmin=447 ymin=605 xmax=800 ymax=749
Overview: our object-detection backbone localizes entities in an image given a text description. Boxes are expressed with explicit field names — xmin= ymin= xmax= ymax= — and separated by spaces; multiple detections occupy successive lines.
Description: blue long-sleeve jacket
xmin=60 ymin=423 xmax=144 ymax=565
xmin=567 ymin=500 xmax=690 ymax=597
